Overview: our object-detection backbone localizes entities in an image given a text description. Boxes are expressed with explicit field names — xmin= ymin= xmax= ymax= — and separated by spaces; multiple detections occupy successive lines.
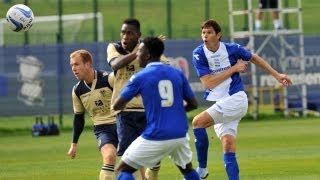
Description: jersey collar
xmin=146 ymin=62 xmax=162 ymax=67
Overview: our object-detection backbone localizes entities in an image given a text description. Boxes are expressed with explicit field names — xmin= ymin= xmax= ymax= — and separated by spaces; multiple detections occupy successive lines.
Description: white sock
xmin=255 ymin=20 xmax=261 ymax=29
xmin=274 ymin=19 xmax=281 ymax=29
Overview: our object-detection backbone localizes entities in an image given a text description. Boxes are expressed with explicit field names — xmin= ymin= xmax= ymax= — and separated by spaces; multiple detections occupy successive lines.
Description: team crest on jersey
xmin=193 ymin=54 xmax=200 ymax=60
xmin=126 ymin=65 xmax=135 ymax=71
xmin=95 ymin=100 xmax=103 ymax=106
xmin=100 ymin=89 xmax=107 ymax=97
xmin=97 ymin=138 xmax=102 ymax=147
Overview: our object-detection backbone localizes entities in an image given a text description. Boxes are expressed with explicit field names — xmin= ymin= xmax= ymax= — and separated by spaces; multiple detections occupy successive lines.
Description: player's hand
xmin=158 ymin=34 xmax=166 ymax=41
xmin=234 ymin=59 xmax=248 ymax=73
xmin=277 ymin=74 xmax=292 ymax=87
xmin=67 ymin=143 xmax=77 ymax=159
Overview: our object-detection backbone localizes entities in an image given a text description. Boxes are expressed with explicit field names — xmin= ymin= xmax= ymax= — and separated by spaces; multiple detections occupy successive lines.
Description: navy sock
xmin=184 ymin=169 xmax=200 ymax=180
xmin=224 ymin=152 xmax=239 ymax=180
xmin=193 ymin=128 xmax=209 ymax=168
xmin=117 ymin=172 xmax=134 ymax=180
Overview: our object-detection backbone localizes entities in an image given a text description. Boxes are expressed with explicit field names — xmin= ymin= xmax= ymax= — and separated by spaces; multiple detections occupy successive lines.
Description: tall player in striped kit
xmin=192 ymin=19 xmax=292 ymax=179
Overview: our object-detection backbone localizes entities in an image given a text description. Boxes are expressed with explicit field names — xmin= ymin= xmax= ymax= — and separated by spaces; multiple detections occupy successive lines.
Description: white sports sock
xmin=274 ymin=19 xmax=281 ymax=29
xmin=255 ymin=20 xmax=261 ymax=29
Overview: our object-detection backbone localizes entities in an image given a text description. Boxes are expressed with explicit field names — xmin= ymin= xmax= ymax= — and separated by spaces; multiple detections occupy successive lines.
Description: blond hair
xmin=70 ymin=49 xmax=93 ymax=65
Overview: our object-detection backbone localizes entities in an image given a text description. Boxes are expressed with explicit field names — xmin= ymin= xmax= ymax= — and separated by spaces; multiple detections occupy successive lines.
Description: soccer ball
xmin=6 ymin=4 xmax=34 ymax=32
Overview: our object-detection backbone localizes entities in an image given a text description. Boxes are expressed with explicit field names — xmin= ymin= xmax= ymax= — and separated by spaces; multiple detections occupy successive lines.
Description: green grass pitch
xmin=0 ymin=115 xmax=319 ymax=179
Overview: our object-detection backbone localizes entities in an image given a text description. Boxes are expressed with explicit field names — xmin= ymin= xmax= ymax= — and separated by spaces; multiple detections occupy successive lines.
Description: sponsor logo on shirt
xmin=211 ymin=66 xmax=231 ymax=74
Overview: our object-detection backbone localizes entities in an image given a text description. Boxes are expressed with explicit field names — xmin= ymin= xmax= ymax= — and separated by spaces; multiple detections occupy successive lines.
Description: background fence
xmin=1 ymin=0 xmax=320 ymax=45
xmin=1 ymin=0 xmax=320 ymax=125
xmin=1 ymin=36 xmax=320 ymax=118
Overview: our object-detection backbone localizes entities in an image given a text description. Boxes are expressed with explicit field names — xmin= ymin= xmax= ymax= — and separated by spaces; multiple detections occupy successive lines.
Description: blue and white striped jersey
xmin=192 ymin=42 xmax=252 ymax=101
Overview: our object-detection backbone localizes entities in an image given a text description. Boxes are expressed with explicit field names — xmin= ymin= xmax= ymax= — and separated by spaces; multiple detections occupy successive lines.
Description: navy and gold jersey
xmin=72 ymin=70 xmax=115 ymax=125
xmin=106 ymin=42 xmax=169 ymax=112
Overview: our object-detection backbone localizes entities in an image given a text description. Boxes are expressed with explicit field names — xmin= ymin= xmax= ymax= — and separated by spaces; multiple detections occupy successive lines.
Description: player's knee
xmin=192 ymin=113 xmax=213 ymax=129
xmin=192 ymin=115 xmax=201 ymax=128
xmin=221 ymin=134 xmax=236 ymax=152
xmin=103 ymin=153 xmax=117 ymax=164
xmin=101 ymin=145 xmax=117 ymax=164
xmin=192 ymin=114 xmax=207 ymax=128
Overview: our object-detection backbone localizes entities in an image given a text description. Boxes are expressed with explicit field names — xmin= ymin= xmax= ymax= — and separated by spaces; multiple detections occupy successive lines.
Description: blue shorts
xmin=116 ymin=111 xmax=146 ymax=156
xmin=94 ymin=123 xmax=118 ymax=151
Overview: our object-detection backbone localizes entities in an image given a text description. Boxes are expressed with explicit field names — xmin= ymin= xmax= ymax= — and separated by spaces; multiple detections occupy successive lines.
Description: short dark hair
xmin=123 ymin=18 xmax=140 ymax=33
xmin=142 ymin=37 xmax=164 ymax=59
xmin=201 ymin=19 xmax=221 ymax=34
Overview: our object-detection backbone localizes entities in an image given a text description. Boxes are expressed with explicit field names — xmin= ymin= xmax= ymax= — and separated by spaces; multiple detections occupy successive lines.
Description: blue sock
xmin=184 ymin=169 xmax=200 ymax=180
xmin=224 ymin=152 xmax=239 ymax=180
xmin=117 ymin=172 xmax=134 ymax=180
xmin=193 ymin=128 xmax=209 ymax=168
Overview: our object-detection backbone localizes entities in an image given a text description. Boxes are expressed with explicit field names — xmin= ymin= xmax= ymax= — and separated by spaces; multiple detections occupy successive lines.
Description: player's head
xmin=120 ymin=18 xmax=141 ymax=52
xmin=137 ymin=36 xmax=164 ymax=68
xmin=201 ymin=19 xmax=222 ymax=41
xmin=70 ymin=49 xmax=93 ymax=81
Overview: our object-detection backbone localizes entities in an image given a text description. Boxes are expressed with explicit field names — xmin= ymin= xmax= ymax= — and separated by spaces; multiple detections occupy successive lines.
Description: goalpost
xmin=0 ymin=12 xmax=104 ymax=46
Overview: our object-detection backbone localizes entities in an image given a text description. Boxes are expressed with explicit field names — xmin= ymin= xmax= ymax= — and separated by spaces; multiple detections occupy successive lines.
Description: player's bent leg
xmin=192 ymin=111 xmax=214 ymax=129
xmin=145 ymin=162 xmax=161 ymax=180
xmin=192 ymin=111 xmax=215 ymax=179
xmin=193 ymin=128 xmax=209 ymax=178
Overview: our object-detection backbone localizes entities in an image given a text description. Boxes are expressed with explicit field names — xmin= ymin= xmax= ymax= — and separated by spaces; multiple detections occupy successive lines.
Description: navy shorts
xmin=259 ymin=0 xmax=278 ymax=9
xmin=94 ymin=123 xmax=118 ymax=151
xmin=116 ymin=111 xmax=146 ymax=156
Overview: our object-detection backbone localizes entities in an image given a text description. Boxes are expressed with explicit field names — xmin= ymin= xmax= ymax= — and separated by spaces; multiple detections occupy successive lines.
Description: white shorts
xmin=206 ymin=91 xmax=248 ymax=139
xmin=121 ymin=135 xmax=193 ymax=170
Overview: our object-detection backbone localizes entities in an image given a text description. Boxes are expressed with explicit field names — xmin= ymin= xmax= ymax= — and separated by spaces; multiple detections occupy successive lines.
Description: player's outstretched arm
xmin=250 ymin=54 xmax=292 ymax=87
xmin=274 ymin=73 xmax=292 ymax=87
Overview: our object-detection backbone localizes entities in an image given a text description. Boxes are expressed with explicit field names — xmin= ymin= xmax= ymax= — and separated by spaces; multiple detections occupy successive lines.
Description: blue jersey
xmin=119 ymin=62 xmax=195 ymax=140
xmin=192 ymin=42 xmax=252 ymax=101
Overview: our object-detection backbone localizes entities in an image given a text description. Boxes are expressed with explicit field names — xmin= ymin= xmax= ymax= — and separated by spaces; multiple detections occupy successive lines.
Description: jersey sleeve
xmin=235 ymin=43 xmax=252 ymax=61
xmin=72 ymin=113 xmax=85 ymax=143
xmin=72 ymin=88 xmax=85 ymax=114
xmin=192 ymin=48 xmax=211 ymax=78
xmin=106 ymin=43 xmax=120 ymax=63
